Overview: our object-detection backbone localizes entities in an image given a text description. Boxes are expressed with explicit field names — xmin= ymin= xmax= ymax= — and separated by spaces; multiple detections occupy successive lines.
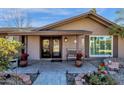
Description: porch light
xmin=64 ymin=36 xmax=68 ymax=42
xmin=74 ymin=40 xmax=77 ymax=43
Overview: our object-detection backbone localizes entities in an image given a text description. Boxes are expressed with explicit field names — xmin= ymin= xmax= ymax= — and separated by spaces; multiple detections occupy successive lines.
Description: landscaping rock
xmin=108 ymin=71 xmax=117 ymax=75
xmin=75 ymin=76 xmax=81 ymax=81
xmin=75 ymin=81 xmax=82 ymax=85
xmin=18 ymin=74 xmax=31 ymax=85
xmin=78 ymin=73 xmax=85 ymax=78
xmin=0 ymin=72 xmax=6 ymax=77
xmin=81 ymin=79 xmax=86 ymax=84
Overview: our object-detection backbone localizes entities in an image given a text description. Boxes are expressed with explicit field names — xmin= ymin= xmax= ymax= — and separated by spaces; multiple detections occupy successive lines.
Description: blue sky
xmin=0 ymin=8 xmax=121 ymax=27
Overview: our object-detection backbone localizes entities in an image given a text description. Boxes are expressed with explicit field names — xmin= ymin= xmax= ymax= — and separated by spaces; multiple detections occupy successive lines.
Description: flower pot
xmin=75 ymin=60 xmax=82 ymax=67
xmin=19 ymin=60 xmax=28 ymax=67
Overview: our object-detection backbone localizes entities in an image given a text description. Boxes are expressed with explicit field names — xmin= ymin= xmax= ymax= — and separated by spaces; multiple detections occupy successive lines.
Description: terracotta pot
xmin=75 ymin=60 xmax=82 ymax=67
xmin=19 ymin=60 xmax=28 ymax=67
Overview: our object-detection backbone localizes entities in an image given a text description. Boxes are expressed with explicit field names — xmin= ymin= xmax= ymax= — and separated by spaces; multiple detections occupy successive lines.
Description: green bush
xmin=0 ymin=38 xmax=22 ymax=71
xmin=88 ymin=73 xmax=116 ymax=85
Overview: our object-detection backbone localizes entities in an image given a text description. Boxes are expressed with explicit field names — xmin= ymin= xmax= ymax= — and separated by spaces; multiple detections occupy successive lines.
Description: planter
xmin=20 ymin=51 xmax=29 ymax=67
xmin=75 ymin=60 xmax=82 ymax=67
xmin=19 ymin=60 xmax=28 ymax=67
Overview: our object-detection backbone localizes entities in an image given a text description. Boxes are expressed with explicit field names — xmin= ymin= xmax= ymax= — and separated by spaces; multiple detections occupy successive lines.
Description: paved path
xmin=33 ymin=72 xmax=66 ymax=85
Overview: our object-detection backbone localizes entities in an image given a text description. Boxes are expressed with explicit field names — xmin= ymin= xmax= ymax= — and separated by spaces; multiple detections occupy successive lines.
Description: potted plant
xmin=75 ymin=51 xmax=83 ymax=67
xmin=19 ymin=49 xmax=29 ymax=67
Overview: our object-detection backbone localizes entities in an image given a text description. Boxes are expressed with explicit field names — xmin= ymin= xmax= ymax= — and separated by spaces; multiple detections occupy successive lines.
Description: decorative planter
xmin=19 ymin=60 xmax=28 ymax=67
xmin=75 ymin=60 xmax=82 ymax=67
xmin=19 ymin=51 xmax=29 ymax=67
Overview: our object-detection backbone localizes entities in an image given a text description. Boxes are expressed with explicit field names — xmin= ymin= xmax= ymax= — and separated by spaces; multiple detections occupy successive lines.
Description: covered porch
xmin=5 ymin=30 xmax=92 ymax=60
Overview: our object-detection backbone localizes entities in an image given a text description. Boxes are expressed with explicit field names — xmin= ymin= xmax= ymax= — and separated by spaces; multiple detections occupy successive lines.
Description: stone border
xmin=0 ymin=72 xmax=32 ymax=85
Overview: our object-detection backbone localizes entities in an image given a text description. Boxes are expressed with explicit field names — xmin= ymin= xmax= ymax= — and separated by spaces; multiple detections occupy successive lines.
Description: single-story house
xmin=0 ymin=11 xmax=124 ymax=61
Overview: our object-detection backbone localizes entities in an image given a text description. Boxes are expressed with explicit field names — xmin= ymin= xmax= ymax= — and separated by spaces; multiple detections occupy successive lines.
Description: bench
xmin=66 ymin=48 xmax=83 ymax=61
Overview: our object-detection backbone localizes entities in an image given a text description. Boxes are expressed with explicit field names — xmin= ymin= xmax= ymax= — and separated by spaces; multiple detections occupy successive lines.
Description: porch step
xmin=51 ymin=58 xmax=62 ymax=62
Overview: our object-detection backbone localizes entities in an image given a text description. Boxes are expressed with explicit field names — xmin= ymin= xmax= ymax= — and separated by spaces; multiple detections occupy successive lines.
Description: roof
xmin=34 ymin=11 xmax=116 ymax=31
xmin=3 ymin=30 xmax=92 ymax=36
xmin=0 ymin=11 xmax=116 ymax=36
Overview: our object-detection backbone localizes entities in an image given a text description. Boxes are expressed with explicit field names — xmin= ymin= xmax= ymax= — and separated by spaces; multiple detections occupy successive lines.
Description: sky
xmin=0 ymin=8 xmax=121 ymax=27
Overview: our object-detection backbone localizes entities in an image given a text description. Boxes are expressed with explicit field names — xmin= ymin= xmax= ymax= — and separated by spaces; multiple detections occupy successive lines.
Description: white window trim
xmin=89 ymin=35 xmax=113 ymax=57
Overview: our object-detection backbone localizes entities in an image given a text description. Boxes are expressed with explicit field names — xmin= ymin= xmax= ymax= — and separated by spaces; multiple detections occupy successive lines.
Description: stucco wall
xmin=27 ymin=36 xmax=40 ymax=60
xmin=52 ymin=18 xmax=111 ymax=59
xmin=62 ymin=35 xmax=84 ymax=60
xmin=26 ymin=17 xmax=124 ymax=59
xmin=52 ymin=18 xmax=108 ymax=35
xmin=118 ymin=37 xmax=124 ymax=58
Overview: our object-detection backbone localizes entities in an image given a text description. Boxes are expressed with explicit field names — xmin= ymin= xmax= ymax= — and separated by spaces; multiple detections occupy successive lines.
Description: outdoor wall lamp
xmin=74 ymin=40 xmax=77 ymax=43
xmin=64 ymin=36 xmax=68 ymax=42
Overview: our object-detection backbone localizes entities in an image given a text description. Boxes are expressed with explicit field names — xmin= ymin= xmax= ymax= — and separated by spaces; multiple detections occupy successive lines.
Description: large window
xmin=89 ymin=36 xmax=113 ymax=57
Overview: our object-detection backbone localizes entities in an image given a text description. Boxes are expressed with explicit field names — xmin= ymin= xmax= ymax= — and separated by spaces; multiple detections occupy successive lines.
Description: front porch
xmin=2 ymin=29 xmax=92 ymax=60
xmin=9 ymin=60 xmax=97 ymax=85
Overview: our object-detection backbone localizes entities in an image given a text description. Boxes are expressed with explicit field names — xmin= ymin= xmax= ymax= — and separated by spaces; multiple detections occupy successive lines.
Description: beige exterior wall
xmin=27 ymin=36 xmax=40 ymax=60
xmin=118 ymin=37 xmax=124 ymax=58
xmin=26 ymin=17 xmax=124 ymax=59
xmin=52 ymin=18 xmax=111 ymax=59
xmin=52 ymin=18 xmax=108 ymax=35
xmin=62 ymin=35 xmax=85 ymax=60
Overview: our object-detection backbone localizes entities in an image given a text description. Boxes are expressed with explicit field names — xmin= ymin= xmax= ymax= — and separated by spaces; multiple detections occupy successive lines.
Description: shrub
xmin=88 ymin=73 xmax=116 ymax=85
xmin=0 ymin=38 xmax=22 ymax=71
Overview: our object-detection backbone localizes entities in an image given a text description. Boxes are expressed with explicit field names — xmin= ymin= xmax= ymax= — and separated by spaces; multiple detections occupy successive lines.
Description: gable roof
xmin=35 ymin=11 xmax=116 ymax=31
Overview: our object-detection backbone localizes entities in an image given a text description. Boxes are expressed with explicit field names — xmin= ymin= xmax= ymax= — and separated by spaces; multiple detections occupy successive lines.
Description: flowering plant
xmin=0 ymin=38 xmax=22 ymax=71
xmin=76 ymin=51 xmax=83 ymax=60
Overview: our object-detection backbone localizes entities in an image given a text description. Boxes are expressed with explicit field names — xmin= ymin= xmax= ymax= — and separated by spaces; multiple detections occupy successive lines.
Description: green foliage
xmin=89 ymin=74 xmax=101 ymax=85
xmin=90 ymin=8 xmax=97 ymax=13
xmin=0 ymin=38 xmax=22 ymax=71
xmin=88 ymin=73 xmax=116 ymax=85
xmin=108 ymin=24 xmax=124 ymax=38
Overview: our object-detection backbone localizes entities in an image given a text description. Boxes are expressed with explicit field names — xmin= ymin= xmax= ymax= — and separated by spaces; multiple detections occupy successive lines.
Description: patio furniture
xmin=66 ymin=48 xmax=83 ymax=61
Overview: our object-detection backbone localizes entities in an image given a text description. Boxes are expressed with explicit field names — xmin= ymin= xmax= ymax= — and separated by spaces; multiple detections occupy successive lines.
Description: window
xmin=89 ymin=36 xmax=113 ymax=57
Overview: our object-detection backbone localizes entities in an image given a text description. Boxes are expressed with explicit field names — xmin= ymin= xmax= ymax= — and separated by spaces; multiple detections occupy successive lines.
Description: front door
xmin=41 ymin=37 xmax=62 ymax=58
xmin=52 ymin=37 xmax=61 ymax=58
xmin=41 ymin=37 xmax=51 ymax=58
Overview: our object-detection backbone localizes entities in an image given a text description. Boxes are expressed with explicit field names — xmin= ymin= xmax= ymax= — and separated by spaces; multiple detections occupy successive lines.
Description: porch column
xmin=76 ymin=35 xmax=80 ymax=53
xmin=21 ymin=35 xmax=27 ymax=53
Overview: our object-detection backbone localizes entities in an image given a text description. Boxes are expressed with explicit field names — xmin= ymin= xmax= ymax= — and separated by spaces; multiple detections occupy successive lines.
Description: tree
xmin=0 ymin=9 xmax=32 ymax=28
xmin=90 ymin=8 xmax=97 ymax=14
xmin=115 ymin=9 xmax=124 ymax=26
xmin=108 ymin=9 xmax=124 ymax=38
xmin=0 ymin=38 xmax=22 ymax=71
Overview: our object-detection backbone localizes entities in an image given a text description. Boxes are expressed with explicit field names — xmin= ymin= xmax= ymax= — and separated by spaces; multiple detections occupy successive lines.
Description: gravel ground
xmin=111 ymin=68 xmax=124 ymax=85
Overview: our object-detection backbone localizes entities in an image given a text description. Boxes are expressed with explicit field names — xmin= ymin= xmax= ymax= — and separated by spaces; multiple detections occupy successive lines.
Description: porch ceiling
xmin=1 ymin=30 xmax=92 ymax=36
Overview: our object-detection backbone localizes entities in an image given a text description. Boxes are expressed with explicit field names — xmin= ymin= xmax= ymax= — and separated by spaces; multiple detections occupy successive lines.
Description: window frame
xmin=89 ymin=35 xmax=113 ymax=57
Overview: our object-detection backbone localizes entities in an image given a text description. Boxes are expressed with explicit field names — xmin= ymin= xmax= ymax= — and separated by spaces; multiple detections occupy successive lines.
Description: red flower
xmin=100 ymin=63 xmax=105 ymax=67
xmin=21 ymin=53 xmax=29 ymax=61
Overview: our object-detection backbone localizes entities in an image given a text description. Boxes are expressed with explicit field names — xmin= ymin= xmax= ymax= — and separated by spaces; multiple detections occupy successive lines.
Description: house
xmin=0 ymin=11 xmax=124 ymax=61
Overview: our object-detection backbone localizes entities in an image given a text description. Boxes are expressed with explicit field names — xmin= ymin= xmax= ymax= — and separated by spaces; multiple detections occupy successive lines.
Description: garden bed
xmin=66 ymin=72 xmax=117 ymax=85
xmin=0 ymin=73 xmax=38 ymax=85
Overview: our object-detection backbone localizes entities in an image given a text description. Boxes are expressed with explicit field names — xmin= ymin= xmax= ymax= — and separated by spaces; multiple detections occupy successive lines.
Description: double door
xmin=41 ymin=37 xmax=62 ymax=58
